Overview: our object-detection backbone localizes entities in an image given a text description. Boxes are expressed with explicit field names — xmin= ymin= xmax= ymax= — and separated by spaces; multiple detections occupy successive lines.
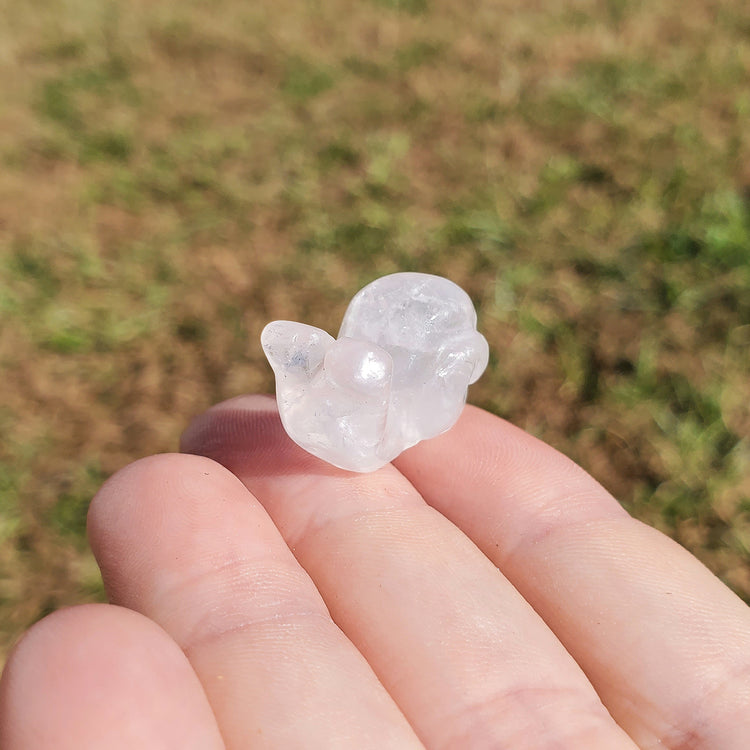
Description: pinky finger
xmin=0 ymin=603 xmax=225 ymax=750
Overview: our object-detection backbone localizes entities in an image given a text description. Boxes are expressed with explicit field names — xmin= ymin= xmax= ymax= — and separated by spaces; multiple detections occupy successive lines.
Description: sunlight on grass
xmin=0 ymin=0 xmax=748 ymax=655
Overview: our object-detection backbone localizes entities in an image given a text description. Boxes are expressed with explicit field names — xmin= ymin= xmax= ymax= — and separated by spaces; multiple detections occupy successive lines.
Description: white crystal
xmin=261 ymin=272 xmax=489 ymax=472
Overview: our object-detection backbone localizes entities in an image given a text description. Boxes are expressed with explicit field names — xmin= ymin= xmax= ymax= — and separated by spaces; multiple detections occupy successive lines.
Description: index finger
xmin=394 ymin=405 xmax=750 ymax=750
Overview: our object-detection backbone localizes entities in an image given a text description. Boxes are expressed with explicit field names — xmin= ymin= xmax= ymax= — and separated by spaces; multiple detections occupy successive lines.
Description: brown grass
xmin=0 ymin=0 xmax=749 ymax=660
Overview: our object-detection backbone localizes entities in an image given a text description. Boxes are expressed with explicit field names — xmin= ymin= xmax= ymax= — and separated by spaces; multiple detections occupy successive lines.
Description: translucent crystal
xmin=261 ymin=272 xmax=489 ymax=472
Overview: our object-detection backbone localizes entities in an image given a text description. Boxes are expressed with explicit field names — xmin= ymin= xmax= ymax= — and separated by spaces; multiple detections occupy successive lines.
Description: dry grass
xmin=1 ymin=0 xmax=749 ymax=660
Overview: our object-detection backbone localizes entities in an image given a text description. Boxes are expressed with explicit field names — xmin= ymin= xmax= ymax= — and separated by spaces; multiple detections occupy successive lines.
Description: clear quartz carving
xmin=261 ymin=272 xmax=489 ymax=472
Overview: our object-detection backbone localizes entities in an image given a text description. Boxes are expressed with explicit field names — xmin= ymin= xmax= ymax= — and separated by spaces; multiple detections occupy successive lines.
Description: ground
xmin=0 ymin=0 xmax=749 ymax=661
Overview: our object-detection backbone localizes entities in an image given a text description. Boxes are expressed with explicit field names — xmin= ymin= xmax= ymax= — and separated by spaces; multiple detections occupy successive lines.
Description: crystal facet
xmin=261 ymin=272 xmax=489 ymax=472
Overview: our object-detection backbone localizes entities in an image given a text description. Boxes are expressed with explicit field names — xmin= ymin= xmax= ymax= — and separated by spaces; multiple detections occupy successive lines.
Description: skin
xmin=1 ymin=394 xmax=749 ymax=749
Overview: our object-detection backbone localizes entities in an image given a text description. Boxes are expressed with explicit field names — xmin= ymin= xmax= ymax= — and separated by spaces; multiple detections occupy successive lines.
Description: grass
xmin=0 ymin=0 xmax=749 ymax=660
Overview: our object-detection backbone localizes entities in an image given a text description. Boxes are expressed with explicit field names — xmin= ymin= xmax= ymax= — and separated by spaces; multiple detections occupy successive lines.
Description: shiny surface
xmin=261 ymin=273 xmax=488 ymax=471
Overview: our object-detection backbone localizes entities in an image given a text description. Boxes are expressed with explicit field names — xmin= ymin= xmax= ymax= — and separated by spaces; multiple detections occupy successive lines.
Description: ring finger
xmin=87 ymin=452 xmax=423 ymax=749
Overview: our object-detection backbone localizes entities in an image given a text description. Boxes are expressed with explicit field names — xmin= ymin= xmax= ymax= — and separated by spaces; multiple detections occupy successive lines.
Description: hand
xmin=1 ymin=395 xmax=749 ymax=749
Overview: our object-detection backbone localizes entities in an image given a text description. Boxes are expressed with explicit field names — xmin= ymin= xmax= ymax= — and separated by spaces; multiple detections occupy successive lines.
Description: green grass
xmin=0 ymin=0 xmax=749 ymax=660
xmin=281 ymin=56 xmax=335 ymax=101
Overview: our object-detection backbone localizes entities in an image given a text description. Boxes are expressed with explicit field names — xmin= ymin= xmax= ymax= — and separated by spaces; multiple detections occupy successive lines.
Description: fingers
xmin=0 ymin=603 xmax=224 ymax=750
xmin=394 ymin=405 xmax=750 ymax=750
xmin=181 ymin=395 xmax=638 ymax=750
xmin=87 ymin=453 xmax=422 ymax=750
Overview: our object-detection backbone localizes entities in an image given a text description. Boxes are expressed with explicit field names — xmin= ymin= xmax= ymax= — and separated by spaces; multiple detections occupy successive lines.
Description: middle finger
xmin=182 ymin=395 xmax=638 ymax=750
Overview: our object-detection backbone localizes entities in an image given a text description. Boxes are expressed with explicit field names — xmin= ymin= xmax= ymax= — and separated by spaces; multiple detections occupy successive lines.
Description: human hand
xmin=1 ymin=395 xmax=749 ymax=749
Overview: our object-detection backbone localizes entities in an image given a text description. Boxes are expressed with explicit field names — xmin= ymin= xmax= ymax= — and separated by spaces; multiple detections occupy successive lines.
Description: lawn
xmin=0 ymin=0 xmax=749 ymax=660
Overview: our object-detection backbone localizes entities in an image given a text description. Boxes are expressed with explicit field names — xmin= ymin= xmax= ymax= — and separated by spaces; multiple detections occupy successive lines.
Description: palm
xmin=2 ymin=395 xmax=749 ymax=749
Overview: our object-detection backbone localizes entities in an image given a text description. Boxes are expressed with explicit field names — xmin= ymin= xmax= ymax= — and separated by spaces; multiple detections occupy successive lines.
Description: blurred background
xmin=1 ymin=0 xmax=749 ymax=662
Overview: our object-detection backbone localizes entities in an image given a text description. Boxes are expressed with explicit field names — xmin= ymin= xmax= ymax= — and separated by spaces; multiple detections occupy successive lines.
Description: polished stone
xmin=261 ymin=272 xmax=488 ymax=472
